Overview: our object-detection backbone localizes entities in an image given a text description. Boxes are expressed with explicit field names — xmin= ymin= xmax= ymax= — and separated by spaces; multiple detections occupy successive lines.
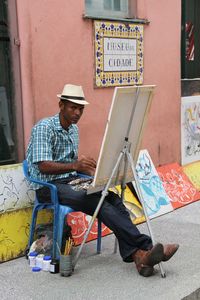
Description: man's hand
xmin=73 ymin=155 xmax=96 ymax=176
xmin=38 ymin=156 xmax=96 ymax=176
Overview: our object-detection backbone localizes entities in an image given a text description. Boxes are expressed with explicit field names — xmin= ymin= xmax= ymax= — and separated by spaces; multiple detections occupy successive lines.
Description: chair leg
xmin=113 ymin=237 xmax=118 ymax=254
xmin=97 ymin=219 xmax=102 ymax=254
xmin=52 ymin=207 xmax=59 ymax=259
xmin=55 ymin=206 xmax=69 ymax=259
xmin=28 ymin=207 xmax=38 ymax=249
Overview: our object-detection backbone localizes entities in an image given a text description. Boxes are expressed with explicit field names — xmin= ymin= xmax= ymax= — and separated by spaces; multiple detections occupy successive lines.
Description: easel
xmin=72 ymin=87 xmax=166 ymax=278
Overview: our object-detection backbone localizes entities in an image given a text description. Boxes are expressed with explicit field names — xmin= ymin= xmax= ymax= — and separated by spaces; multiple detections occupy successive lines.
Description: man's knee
xmin=106 ymin=191 xmax=130 ymax=216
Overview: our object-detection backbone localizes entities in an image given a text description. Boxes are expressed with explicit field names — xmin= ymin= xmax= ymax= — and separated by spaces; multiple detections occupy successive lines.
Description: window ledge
xmin=83 ymin=14 xmax=150 ymax=25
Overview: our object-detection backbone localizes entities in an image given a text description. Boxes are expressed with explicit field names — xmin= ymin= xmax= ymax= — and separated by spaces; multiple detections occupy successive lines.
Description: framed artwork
xmin=94 ymin=21 xmax=144 ymax=87
xmin=135 ymin=150 xmax=173 ymax=219
xmin=67 ymin=212 xmax=111 ymax=246
xmin=157 ymin=162 xmax=200 ymax=209
xmin=181 ymin=95 xmax=200 ymax=165
xmin=183 ymin=161 xmax=200 ymax=190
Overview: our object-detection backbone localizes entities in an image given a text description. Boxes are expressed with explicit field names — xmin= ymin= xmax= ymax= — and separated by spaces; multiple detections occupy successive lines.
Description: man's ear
xmin=59 ymin=100 xmax=64 ymax=110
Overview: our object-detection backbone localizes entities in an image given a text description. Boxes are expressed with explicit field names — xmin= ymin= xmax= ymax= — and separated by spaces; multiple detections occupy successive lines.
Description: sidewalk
xmin=1 ymin=200 xmax=200 ymax=300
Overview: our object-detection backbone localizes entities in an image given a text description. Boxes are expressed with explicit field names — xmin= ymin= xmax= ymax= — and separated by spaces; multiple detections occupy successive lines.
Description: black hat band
xmin=60 ymin=95 xmax=85 ymax=100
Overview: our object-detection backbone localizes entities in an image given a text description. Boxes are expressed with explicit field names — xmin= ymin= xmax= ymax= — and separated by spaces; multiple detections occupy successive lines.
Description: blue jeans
xmin=36 ymin=180 xmax=152 ymax=262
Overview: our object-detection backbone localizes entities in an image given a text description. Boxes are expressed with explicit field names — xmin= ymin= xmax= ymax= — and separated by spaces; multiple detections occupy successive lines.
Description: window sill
xmin=83 ymin=14 xmax=150 ymax=25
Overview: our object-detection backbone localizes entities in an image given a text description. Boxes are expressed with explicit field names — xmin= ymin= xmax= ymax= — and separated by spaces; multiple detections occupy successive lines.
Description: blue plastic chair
xmin=22 ymin=160 xmax=102 ymax=259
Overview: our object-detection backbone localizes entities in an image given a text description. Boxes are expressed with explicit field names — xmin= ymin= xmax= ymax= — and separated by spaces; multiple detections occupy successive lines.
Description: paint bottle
xmin=49 ymin=259 xmax=59 ymax=274
xmin=35 ymin=254 xmax=44 ymax=269
xmin=28 ymin=251 xmax=38 ymax=267
xmin=42 ymin=255 xmax=51 ymax=271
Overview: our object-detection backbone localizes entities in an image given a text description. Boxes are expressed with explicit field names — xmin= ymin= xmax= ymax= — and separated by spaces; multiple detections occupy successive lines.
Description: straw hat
xmin=57 ymin=84 xmax=89 ymax=105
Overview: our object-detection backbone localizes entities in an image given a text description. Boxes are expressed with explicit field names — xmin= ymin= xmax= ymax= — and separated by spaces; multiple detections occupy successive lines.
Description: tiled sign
xmin=94 ymin=21 xmax=144 ymax=87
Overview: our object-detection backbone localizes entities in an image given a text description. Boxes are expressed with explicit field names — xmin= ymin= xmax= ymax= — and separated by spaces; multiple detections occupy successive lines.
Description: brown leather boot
xmin=162 ymin=244 xmax=179 ymax=261
xmin=133 ymin=243 xmax=164 ymax=267
xmin=133 ymin=243 xmax=164 ymax=277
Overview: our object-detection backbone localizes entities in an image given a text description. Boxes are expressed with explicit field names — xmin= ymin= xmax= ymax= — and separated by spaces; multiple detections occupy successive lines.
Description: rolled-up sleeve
xmin=31 ymin=124 xmax=53 ymax=163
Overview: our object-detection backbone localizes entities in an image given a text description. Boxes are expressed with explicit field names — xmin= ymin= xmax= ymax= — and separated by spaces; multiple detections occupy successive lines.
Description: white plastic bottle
xmin=28 ymin=251 xmax=38 ymax=267
xmin=35 ymin=254 xmax=44 ymax=269
xmin=42 ymin=256 xmax=51 ymax=271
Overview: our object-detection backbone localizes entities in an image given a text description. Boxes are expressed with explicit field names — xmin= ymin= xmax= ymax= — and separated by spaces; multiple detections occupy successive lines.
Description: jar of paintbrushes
xmin=59 ymin=237 xmax=73 ymax=277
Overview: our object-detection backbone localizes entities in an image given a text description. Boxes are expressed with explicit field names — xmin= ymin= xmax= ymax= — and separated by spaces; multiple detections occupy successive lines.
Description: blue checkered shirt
xmin=26 ymin=114 xmax=78 ymax=189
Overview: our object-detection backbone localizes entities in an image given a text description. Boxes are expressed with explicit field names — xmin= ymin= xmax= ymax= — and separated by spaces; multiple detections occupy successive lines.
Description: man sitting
xmin=26 ymin=84 xmax=179 ymax=277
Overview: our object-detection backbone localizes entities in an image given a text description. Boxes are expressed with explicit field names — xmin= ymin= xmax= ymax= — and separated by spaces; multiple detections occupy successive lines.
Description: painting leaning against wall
xmin=181 ymin=95 xmax=200 ymax=165
xmin=135 ymin=149 xmax=173 ymax=219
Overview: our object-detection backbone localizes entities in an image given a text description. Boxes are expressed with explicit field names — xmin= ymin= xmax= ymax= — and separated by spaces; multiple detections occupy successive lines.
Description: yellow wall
xmin=0 ymin=208 xmax=52 ymax=262
xmin=0 ymin=163 xmax=52 ymax=262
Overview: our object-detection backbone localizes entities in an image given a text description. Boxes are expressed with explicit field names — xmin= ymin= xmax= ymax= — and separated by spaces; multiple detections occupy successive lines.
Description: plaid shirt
xmin=26 ymin=113 xmax=78 ymax=189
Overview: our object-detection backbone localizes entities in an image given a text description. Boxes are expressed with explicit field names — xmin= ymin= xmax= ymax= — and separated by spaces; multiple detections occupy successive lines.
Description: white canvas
xmin=87 ymin=85 xmax=155 ymax=193
xmin=181 ymin=96 xmax=200 ymax=165
xmin=135 ymin=149 xmax=173 ymax=219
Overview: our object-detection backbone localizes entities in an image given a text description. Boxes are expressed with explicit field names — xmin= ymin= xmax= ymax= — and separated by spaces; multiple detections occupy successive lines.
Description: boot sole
xmin=146 ymin=243 xmax=164 ymax=266
xmin=139 ymin=265 xmax=154 ymax=277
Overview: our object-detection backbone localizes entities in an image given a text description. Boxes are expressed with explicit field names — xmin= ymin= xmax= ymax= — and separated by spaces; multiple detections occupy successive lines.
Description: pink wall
xmin=137 ymin=0 xmax=181 ymax=165
xmin=17 ymin=0 xmax=181 ymax=166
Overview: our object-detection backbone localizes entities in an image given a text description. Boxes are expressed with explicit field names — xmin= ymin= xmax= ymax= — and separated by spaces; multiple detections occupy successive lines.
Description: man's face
xmin=59 ymin=100 xmax=85 ymax=126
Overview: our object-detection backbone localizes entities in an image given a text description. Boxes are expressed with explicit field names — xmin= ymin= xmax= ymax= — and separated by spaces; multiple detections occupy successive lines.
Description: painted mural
xmin=181 ymin=96 xmax=200 ymax=165
xmin=157 ymin=162 xmax=200 ymax=209
xmin=135 ymin=150 xmax=173 ymax=219
xmin=0 ymin=208 xmax=52 ymax=262
xmin=2 ymin=160 xmax=200 ymax=262
xmin=0 ymin=163 xmax=34 ymax=213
